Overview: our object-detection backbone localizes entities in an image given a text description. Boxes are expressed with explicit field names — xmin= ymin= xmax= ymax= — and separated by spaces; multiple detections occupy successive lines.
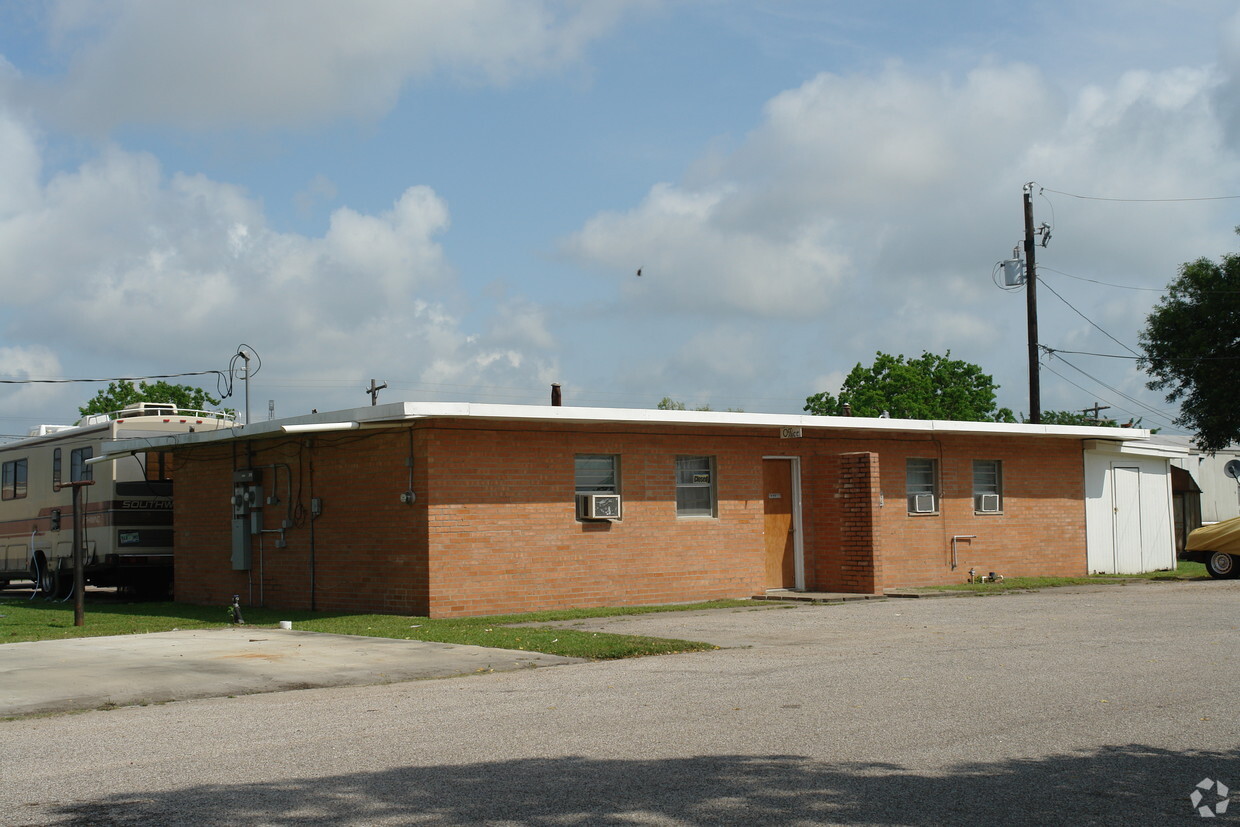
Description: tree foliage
xmin=1139 ymin=248 xmax=1240 ymax=452
xmin=1033 ymin=410 xmax=1114 ymax=427
xmin=804 ymin=351 xmax=1014 ymax=422
xmin=656 ymin=397 xmax=742 ymax=412
xmin=79 ymin=380 xmax=221 ymax=418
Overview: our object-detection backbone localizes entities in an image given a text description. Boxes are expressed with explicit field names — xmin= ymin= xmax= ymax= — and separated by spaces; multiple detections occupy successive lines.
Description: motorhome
xmin=0 ymin=403 xmax=235 ymax=596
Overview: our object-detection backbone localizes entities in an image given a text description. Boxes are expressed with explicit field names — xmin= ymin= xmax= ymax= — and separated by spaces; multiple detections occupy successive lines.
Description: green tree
xmin=656 ymin=397 xmax=740 ymax=412
xmin=1035 ymin=410 xmax=1115 ymax=427
xmin=79 ymin=380 xmax=222 ymax=418
xmin=1028 ymin=411 xmax=1155 ymax=431
xmin=1139 ymin=246 xmax=1240 ymax=452
xmin=804 ymin=351 xmax=1015 ymax=422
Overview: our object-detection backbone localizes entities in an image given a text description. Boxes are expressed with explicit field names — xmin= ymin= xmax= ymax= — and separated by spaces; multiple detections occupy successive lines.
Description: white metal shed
xmin=1083 ymin=439 xmax=1185 ymax=574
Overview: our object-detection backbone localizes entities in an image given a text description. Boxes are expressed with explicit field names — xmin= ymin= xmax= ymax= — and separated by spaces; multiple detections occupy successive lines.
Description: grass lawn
xmin=908 ymin=559 xmax=1208 ymax=594
xmin=0 ymin=595 xmax=762 ymax=659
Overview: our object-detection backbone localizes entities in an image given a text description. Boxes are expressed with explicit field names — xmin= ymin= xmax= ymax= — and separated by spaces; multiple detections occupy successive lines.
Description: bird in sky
xmin=636 ymin=267 xmax=642 ymax=277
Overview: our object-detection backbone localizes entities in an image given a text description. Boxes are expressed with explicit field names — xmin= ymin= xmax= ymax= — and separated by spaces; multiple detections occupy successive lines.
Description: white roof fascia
xmin=1143 ymin=434 xmax=1240 ymax=456
xmin=1083 ymin=438 xmax=1190 ymax=458
xmin=385 ymin=402 xmax=1147 ymax=439
xmin=106 ymin=401 xmax=1150 ymax=454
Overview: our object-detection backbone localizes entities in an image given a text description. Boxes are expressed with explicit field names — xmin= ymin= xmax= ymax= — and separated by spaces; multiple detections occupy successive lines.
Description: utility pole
xmin=1024 ymin=184 xmax=1041 ymax=424
xmin=366 ymin=379 xmax=387 ymax=406
xmin=1080 ymin=402 xmax=1110 ymax=423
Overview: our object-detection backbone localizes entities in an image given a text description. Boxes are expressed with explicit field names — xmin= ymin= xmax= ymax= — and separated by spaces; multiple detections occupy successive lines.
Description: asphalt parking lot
xmin=3 ymin=580 xmax=1239 ymax=825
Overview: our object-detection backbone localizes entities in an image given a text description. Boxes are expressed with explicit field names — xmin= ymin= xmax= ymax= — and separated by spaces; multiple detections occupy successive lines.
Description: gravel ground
xmin=2 ymin=579 xmax=1238 ymax=825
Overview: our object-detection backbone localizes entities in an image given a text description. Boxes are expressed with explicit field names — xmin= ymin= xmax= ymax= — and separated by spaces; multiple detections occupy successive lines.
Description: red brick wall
xmin=868 ymin=434 xmax=1087 ymax=588
xmin=169 ymin=420 xmax=1089 ymax=617
xmin=421 ymin=424 xmax=766 ymax=617
xmin=172 ymin=431 xmax=429 ymax=615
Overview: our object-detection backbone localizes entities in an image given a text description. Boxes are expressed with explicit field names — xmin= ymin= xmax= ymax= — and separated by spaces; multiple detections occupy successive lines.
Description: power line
xmin=1039 ymin=265 xmax=1240 ymax=296
xmin=1038 ymin=361 xmax=1183 ymax=432
xmin=1038 ymin=278 xmax=1140 ymax=356
xmin=1038 ymin=266 xmax=1166 ymax=292
xmin=1042 ymin=346 xmax=1240 ymax=362
xmin=1039 ymin=186 xmax=1240 ymax=203
xmin=0 ymin=370 xmax=224 ymax=385
xmin=1042 ymin=351 xmax=1181 ymax=426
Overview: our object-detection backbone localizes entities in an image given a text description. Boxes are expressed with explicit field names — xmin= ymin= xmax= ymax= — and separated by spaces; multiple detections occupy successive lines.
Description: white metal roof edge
xmin=1082 ymin=438 xmax=1190 ymax=458
xmin=388 ymin=402 xmax=1146 ymax=439
xmin=99 ymin=401 xmax=1147 ymax=454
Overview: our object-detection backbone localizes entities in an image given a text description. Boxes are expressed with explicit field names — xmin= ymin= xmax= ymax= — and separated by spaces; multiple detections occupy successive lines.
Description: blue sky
xmin=1 ymin=1 xmax=1238 ymax=434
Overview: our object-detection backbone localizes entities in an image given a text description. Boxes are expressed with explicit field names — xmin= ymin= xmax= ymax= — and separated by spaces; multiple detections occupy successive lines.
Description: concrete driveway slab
xmin=0 ymin=627 xmax=581 ymax=717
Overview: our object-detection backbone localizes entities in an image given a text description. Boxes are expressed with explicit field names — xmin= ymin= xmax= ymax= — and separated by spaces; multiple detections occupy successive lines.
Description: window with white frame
xmin=675 ymin=456 xmax=716 ymax=517
xmin=2 ymin=458 xmax=27 ymax=500
xmin=973 ymin=460 xmax=1003 ymax=513
xmin=905 ymin=458 xmax=938 ymax=514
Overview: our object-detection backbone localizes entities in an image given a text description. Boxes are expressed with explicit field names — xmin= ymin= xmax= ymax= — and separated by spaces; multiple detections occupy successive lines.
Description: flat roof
xmin=100 ymin=401 xmax=1148 ymax=457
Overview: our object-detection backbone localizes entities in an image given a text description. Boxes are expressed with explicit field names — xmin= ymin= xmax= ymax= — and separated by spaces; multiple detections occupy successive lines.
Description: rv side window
xmin=52 ymin=448 xmax=62 ymax=492
xmin=2 ymin=458 xmax=28 ymax=500
xmin=71 ymin=447 xmax=94 ymax=483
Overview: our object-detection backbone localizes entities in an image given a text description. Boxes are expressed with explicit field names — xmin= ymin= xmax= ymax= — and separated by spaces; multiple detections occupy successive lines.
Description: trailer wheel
xmin=1206 ymin=551 xmax=1238 ymax=579
xmin=31 ymin=555 xmax=62 ymax=597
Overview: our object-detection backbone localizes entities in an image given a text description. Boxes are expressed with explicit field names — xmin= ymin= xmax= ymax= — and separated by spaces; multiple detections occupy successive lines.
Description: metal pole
xmin=1023 ymin=185 xmax=1041 ymax=424
xmin=65 ymin=480 xmax=95 ymax=626
xmin=239 ymin=348 xmax=251 ymax=426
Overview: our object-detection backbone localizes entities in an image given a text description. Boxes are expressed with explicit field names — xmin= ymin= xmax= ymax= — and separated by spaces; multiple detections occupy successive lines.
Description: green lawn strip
xmin=909 ymin=560 xmax=1208 ymax=594
xmin=0 ymin=597 xmax=741 ymax=658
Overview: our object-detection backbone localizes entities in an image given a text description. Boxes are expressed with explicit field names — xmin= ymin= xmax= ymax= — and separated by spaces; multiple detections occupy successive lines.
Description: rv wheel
xmin=1206 ymin=551 xmax=1238 ymax=579
xmin=36 ymin=565 xmax=56 ymax=595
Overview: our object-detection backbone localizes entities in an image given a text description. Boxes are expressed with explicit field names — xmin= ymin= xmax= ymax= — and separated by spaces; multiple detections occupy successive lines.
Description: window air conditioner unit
xmin=978 ymin=494 xmax=1001 ymax=513
xmin=912 ymin=493 xmax=936 ymax=513
xmin=577 ymin=493 xmax=621 ymax=520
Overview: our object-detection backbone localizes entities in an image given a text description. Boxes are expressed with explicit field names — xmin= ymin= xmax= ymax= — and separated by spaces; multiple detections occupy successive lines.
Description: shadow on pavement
xmin=46 ymin=744 xmax=1238 ymax=825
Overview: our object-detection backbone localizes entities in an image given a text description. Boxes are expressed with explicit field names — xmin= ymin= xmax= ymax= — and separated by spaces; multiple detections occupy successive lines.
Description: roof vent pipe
xmin=551 ymin=383 xmax=562 ymax=407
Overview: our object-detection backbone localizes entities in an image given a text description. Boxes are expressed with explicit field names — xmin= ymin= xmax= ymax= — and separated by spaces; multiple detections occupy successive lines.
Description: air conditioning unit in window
xmin=978 ymin=494 xmax=1001 ymax=513
xmin=912 ymin=493 xmax=936 ymax=513
xmin=577 ymin=493 xmax=622 ymax=520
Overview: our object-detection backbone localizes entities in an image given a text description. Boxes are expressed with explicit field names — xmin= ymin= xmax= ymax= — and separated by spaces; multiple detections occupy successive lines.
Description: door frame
xmin=762 ymin=455 xmax=805 ymax=590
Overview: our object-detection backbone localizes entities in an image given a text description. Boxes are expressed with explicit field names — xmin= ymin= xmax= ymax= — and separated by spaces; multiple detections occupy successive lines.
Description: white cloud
xmin=0 ymin=111 xmax=556 ymax=419
xmin=0 ymin=346 xmax=65 ymax=428
xmin=565 ymin=183 xmax=850 ymax=318
xmin=27 ymin=0 xmax=642 ymax=131
xmin=561 ymin=55 xmax=1240 ymax=419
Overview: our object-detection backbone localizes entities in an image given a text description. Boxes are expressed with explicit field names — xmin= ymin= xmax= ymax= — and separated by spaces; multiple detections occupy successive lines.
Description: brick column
xmin=838 ymin=452 xmax=883 ymax=594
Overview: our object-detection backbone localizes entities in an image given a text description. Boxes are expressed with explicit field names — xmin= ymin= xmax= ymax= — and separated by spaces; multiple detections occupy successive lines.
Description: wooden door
xmin=763 ymin=459 xmax=796 ymax=589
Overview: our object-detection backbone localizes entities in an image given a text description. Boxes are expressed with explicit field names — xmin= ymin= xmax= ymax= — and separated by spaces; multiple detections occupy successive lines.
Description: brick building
xmin=104 ymin=402 xmax=1154 ymax=617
